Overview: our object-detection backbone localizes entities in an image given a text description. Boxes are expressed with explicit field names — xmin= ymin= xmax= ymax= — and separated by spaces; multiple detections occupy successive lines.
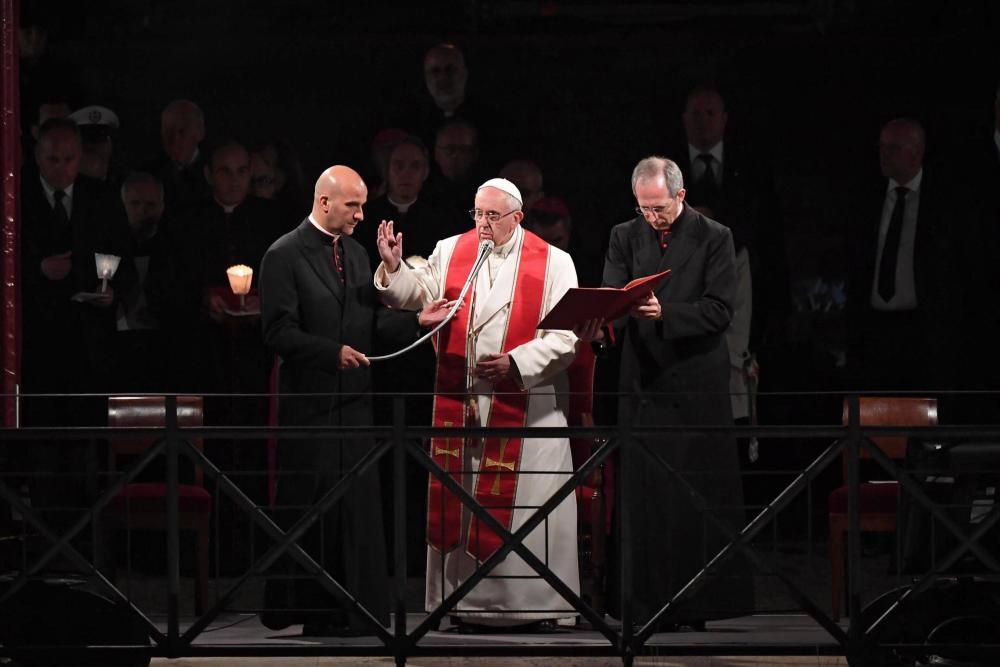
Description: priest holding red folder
xmin=587 ymin=156 xmax=754 ymax=629
xmin=374 ymin=177 xmax=582 ymax=632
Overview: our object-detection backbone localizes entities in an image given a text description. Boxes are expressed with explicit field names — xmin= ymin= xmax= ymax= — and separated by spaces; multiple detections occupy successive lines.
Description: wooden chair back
xmin=107 ymin=396 xmax=205 ymax=485
xmin=840 ymin=396 xmax=937 ymax=480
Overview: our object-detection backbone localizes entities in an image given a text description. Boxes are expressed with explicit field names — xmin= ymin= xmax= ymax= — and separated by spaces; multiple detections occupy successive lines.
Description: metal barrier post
xmin=165 ymin=394 xmax=181 ymax=654
xmin=619 ymin=392 xmax=635 ymax=666
xmin=392 ymin=395 xmax=408 ymax=666
xmin=844 ymin=394 xmax=864 ymax=660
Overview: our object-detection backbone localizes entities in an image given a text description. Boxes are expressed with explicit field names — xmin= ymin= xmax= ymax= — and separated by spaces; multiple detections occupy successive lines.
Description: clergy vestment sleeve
xmin=374 ymin=242 xmax=446 ymax=309
xmin=659 ymin=225 xmax=736 ymax=340
xmin=507 ymin=248 xmax=580 ymax=390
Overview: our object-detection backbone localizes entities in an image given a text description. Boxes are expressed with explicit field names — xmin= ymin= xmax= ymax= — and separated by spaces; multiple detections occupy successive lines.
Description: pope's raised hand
xmin=376 ymin=220 xmax=403 ymax=273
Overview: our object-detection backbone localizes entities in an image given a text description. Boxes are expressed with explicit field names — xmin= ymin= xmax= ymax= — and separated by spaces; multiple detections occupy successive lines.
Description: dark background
xmin=28 ymin=0 xmax=1000 ymax=281
xmin=12 ymin=0 xmax=1000 ymax=578
xmin=17 ymin=0 xmax=1000 ymax=393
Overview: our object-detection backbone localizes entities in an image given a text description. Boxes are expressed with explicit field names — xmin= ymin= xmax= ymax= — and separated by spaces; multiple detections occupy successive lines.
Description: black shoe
xmin=260 ymin=611 xmax=295 ymax=631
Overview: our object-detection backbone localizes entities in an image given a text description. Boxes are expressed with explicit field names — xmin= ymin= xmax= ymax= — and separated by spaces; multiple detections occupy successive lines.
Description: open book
xmin=537 ymin=268 xmax=671 ymax=330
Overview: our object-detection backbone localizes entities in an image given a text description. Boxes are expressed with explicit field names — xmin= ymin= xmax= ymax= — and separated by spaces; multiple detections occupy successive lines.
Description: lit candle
xmin=226 ymin=264 xmax=253 ymax=309
xmin=94 ymin=253 xmax=121 ymax=293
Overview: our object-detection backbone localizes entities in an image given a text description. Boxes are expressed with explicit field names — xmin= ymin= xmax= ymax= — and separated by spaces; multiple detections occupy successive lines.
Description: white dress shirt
xmin=688 ymin=142 xmax=724 ymax=186
xmin=39 ymin=176 xmax=74 ymax=218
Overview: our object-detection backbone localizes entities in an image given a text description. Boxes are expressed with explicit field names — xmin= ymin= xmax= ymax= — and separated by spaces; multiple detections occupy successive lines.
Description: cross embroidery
xmin=433 ymin=421 xmax=461 ymax=472
xmin=484 ymin=437 xmax=515 ymax=496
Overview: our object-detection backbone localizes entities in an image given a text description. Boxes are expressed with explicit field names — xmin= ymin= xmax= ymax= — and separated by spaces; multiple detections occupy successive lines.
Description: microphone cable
xmin=367 ymin=239 xmax=494 ymax=362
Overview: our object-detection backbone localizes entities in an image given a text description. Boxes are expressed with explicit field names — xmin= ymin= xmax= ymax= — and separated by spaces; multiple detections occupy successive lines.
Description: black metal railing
xmin=1 ymin=391 xmax=999 ymax=666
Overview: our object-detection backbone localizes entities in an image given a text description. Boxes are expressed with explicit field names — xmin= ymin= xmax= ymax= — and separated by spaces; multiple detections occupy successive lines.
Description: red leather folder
xmin=537 ymin=268 xmax=671 ymax=330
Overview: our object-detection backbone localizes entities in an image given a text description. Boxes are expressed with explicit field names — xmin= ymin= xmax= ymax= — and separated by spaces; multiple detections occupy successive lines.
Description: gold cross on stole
xmin=433 ymin=421 xmax=461 ymax=472
xmin=484 ymin=437 xmax=515 ymax=496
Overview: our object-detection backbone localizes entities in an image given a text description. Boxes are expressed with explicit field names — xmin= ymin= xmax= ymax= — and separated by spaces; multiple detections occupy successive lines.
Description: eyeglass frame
xmin=468 ymin=208 xmax=518 ymax=223
xmin=635 ymin=205 xmax=670 ymax=217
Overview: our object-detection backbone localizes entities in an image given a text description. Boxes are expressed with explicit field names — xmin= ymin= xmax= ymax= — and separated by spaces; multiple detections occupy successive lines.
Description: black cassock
xmin=259 ymin=219 xmax=416 ymax=633
xmin=602 ymin=205 xmax=754 ymax=625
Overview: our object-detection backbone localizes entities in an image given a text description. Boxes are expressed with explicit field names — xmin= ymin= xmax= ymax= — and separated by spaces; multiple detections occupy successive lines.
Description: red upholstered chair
xmin=107 ymin=396 xmax=211 ymax=615
xmin=828 ymin=396 xmax=937 ymax=620
xmin=567 ymin=343 xmax=613 ymax=615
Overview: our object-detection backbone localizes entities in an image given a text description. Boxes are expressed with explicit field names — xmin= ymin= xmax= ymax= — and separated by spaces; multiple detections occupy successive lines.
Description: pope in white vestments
xmin=373 ymin=178 xmax=581 ymax=628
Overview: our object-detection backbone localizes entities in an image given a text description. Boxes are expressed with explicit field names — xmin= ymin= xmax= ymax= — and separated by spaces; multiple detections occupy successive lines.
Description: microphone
xmin=471 ymin=239 xmax=494 ymax=279
xmin=366 ymin=237 xmax=494 ymax=362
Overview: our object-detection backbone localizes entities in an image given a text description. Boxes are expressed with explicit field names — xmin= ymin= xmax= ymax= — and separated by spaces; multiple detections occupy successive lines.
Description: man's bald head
xmin=312 ymin=165 xmax=367 ymax=236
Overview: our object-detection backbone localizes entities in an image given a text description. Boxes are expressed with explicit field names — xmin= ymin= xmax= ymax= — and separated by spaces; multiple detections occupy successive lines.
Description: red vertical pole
xmin=0 ymin=0 xmax=21 ymax=427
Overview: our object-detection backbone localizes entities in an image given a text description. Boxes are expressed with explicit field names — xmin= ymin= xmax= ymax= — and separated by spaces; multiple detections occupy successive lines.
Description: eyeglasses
xmin=469 ymin=209 xmax=517 ymax=223
xmin=635 ymin=205 xmax=669 ymax=217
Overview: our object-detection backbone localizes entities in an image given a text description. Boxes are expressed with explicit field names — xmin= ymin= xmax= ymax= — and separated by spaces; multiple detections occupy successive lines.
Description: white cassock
xmin=374 ymin=225 xmax=581 ymax=625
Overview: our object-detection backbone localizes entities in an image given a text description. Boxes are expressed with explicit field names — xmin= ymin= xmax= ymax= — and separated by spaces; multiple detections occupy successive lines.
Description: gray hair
xmin=120 ymin=171 xmax=165 ymax=201
xmin=631 ymin=156 xmax=684 ymax=196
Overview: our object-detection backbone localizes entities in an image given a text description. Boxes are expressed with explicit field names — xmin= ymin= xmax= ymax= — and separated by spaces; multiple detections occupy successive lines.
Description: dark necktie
xmin=53 ymin=189 xmax=70 ymax=234
xmin=696 ymin=154 xmax=719 ymax=201
xmin=877 ymin=185 xmax=908 ymax=302
xmin=332 ymin=236 xmax=345 ymax=282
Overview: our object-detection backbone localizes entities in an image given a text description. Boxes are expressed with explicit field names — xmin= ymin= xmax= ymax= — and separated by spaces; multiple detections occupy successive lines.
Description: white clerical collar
xmin=994 ymin=128 xmax=1000 ymax=156
xmin=308 ymin=214 xmax=339 ymax=241
xmin=492 ymin=225 xmax=521 ymax=258
xmin=688 ymin=141 xmax=723 ymax=165
xmin=388 ymin=195 xmax=416 ymax=213
xmin=39 ymin=176 xmax=74 ymax=202
xmin=215 ymin=198 xmax=239 ymax=214
xmin=887 ymin=169 xmax=922 ymax=194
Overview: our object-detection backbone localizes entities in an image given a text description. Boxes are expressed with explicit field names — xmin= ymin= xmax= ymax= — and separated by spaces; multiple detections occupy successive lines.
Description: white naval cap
xmin=477 ymin=177 xmax=522 ymax=206
xmin=68 ymin=105 xmax=120 ymax=129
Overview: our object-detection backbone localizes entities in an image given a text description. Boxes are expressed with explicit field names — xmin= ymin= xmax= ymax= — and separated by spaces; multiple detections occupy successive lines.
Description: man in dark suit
xmin=598 ymin=156 xmax=753 ymax=628
xmin=258 ymin=165 xmax=447 ymax=636
xmin=671 ymin=85 xmax=789 ymax=360
xmin=19 ymin=117 xmax=122 ymax=555
xmin=20 ymin=117 xmax=121 ymax=418
xmin=846 ymin=117 xmax=961 ymax=392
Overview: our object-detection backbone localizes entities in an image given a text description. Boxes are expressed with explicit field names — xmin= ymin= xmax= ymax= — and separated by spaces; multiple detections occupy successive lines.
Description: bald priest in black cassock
xmin=258 ymin=166 xmax=425 ymax=636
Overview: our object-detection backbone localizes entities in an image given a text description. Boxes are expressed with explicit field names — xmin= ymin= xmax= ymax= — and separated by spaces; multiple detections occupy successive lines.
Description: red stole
xmin=427 ymin=229 xmax=550 ymax=562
